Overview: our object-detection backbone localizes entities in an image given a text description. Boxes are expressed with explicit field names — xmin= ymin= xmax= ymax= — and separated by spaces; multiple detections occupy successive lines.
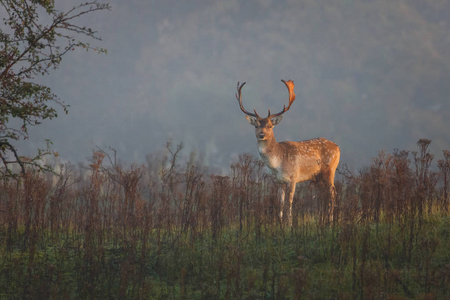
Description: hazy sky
xmin=18 ymin=0 xmax=450 ymax=171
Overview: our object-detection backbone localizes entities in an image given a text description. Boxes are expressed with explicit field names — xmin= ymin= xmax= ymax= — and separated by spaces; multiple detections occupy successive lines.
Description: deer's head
xmin=236 ymin=80 xmax=296 ymax=141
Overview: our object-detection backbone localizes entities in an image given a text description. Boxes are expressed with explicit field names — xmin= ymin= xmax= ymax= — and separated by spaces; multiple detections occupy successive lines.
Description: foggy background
xmin=20 ymin=0 xmax=450 ymax=171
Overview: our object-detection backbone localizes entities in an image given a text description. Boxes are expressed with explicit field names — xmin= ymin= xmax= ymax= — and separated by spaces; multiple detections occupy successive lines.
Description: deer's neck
xmin=257 ymin=137 xmax=280 ymax=168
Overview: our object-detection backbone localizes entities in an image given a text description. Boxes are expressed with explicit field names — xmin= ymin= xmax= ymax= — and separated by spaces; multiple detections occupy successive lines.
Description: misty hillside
xmin=25 ymin=0 xmax=450 ymax=169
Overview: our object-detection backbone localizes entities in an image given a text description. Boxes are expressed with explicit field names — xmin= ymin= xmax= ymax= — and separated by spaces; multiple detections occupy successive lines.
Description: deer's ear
xmin=245 ymin=115 xmax=258 ymax=126
xmin=271 ymin=115 xmax=283 ymax=126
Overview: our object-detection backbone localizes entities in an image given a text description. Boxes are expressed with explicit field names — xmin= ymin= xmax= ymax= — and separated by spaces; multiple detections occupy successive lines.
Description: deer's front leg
xmin=279 ymin=184 xmax=286 ymax=221
xmin=287 ymin=182 xmax=296 ymax=226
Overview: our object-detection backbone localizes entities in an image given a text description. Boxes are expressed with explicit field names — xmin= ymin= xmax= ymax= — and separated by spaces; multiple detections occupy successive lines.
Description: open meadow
xmin=0 ymin=140 xmax=449 ymax=299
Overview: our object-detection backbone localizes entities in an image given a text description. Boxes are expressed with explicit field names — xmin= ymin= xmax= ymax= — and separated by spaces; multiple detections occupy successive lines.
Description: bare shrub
xmin=438 ymin=150 xmax=450 ymax=212
xmin=0 ymin=139 xmax=449 ymax=298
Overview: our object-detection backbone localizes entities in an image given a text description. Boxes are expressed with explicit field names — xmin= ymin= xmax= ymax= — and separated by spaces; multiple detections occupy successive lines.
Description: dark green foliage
xmin=0 ymin=141 xmax=449 ymax=299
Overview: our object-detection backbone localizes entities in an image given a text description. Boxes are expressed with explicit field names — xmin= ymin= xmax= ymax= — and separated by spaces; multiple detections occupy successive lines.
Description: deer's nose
xmin=258 ymin=133 xmax=266 ymax=139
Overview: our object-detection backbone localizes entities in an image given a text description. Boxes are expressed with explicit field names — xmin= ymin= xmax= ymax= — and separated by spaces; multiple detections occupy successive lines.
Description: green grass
xmin=1 ymin=215 xmax=448 ymax=299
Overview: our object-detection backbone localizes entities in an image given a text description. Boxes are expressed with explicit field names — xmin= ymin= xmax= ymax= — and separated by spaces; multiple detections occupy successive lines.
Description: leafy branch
xmin=0 ymin=0 xmax=110 ymax=178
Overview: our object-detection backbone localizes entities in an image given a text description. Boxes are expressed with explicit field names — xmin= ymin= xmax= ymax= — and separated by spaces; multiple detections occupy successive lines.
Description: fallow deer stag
xmin=235 ymin=80 xmax=340 ymax=224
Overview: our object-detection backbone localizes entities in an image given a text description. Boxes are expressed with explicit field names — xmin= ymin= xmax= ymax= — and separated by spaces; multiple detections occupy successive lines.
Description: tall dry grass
xmin=0 ymin=139 xmax=449 ymax=298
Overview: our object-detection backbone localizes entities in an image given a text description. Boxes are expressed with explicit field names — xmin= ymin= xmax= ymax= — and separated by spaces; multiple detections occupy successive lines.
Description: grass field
xmin=0 ymin=140 xmax=449 ymax=299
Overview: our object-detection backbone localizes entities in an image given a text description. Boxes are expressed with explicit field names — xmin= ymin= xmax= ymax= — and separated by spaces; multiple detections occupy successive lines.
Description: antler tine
xmin=236 ymin=81 xmax=259 ymax=118
xmin=268 ymin=79 xmax=296 ymax=118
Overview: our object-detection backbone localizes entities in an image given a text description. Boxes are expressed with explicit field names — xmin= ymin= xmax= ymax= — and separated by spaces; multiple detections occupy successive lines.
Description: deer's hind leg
xmin=322 ymin=168 xmax=337 ymax=222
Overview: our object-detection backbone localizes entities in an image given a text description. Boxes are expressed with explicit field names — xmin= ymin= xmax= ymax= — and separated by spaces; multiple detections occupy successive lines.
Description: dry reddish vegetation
xmin=0 ymin=139 xmax=449 ymax=299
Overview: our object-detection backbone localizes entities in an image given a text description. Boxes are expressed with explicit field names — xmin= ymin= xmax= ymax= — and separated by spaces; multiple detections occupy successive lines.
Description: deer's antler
xmin=268 ymin=79 xmax=296 ymax=118
xmin=236 ymin=82 xmax=260 ymax=118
